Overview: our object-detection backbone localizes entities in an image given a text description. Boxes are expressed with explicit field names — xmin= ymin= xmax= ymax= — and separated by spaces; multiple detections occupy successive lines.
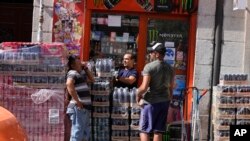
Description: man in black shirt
xmin=115 ymin=53 xmax=138 ymax=89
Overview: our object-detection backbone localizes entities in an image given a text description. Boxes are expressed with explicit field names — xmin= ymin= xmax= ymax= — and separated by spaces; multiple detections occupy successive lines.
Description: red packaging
xmin=42 ymin=43 xmax=66 ymax=56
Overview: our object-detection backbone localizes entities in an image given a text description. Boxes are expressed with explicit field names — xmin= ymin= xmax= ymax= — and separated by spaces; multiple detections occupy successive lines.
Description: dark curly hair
xmin=67 ymin=54 xmax=79 ymax=71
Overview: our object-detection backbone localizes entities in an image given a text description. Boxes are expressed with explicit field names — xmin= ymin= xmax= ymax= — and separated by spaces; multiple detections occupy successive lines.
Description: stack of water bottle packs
xmin=95 ymin=58 xmax=114 ymax=77
xmin=91 ymin=59 xmax=114 ymax=141
xmin=112 ymin=87 xmax=140 ymax=141
xmin=91 ymin=77 xmax=112 ymax=141
xmin=213 ymin=74 xmax=250 ymax=141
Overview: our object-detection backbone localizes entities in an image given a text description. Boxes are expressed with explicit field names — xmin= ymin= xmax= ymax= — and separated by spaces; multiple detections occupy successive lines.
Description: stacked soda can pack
xmin=0 ymin=42 xmax=67 ymax=141
xmin=213 ymin=74 xmax=249 ymax=141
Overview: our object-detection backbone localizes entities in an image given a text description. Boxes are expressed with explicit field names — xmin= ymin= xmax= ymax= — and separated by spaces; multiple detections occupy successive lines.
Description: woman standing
xmin=66 ymin=55 xmax=94 ymax=141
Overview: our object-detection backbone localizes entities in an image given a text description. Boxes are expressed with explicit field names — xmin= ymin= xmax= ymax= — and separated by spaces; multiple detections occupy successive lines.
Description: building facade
xmin=32 ymin=0 xmax=250 ymax=140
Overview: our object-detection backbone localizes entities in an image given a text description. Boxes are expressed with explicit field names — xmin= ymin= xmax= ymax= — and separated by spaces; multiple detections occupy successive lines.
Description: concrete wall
xmin=32 ymin=0 xmax=54 ymax=42
xmin=195 ymin=0 xmax=216 ymax=140
xmin=244 ymin=1 xmax=250 ymax=75
xmin=221 ymin=0 xmax=246 ymax=74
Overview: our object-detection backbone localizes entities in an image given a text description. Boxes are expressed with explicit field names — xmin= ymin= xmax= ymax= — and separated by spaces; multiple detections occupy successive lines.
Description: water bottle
xmin=123 ymin=87 xmax=130 ymax=106
xmin=109 ymin=43 xmax=113 ymax=54
xmin=0 ymin=52 xmax=4 ymax=61
xmin=130 ymin=88 xmax=136 ymax=107
xmin=95 ymin=59 xmax=101 ymax=72
xmin=113 ymin=87 xmax=118 ymax=105
xmin=102 ymin=59 xmax=107 ymax=72
xmin=100 ymin=59 xmax=105 ymax=72
xmin=106 ymin=59 xmax=112 ymax=72
xmin=117 ymin=88 xmax=124 ymax=104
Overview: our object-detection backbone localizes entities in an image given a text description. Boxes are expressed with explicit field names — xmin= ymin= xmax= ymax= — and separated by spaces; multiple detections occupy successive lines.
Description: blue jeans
xmin=66 ymin=104 xmax=91 ymax=141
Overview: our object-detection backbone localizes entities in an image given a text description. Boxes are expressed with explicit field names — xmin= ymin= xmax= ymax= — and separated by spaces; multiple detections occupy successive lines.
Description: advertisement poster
xmin=147 ymin=20 xmax=189 ymax=71
xmin=173 ymin=75 xmax=186 ymax=96
xmin=53 ymin=0 xmax=84 ymax=55
xmin=164 ymin=47 xmax=175 ymax=61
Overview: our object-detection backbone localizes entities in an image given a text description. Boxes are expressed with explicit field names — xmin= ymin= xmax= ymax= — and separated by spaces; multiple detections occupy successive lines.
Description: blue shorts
xmin=66 ymin=103 xmax=91 ymax=141
xmin=139 ymin=101 xmax=170 ymax=133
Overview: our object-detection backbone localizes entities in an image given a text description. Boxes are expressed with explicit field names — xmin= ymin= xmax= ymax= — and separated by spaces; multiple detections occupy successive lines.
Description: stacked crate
xmin=92 ymin=58 xmax=113 ymax=141
xmin=129 ymin=87 xmax=140 ymax=141
xmin=213 ymin=74 xmax=249 ymax=141
xmin=91 ymin=78 xmax=111 ymax=141
xmin=111 ymin=87 xmax=130 ymax=141
xmin=0 ymin=42 xmax=67 ymax=141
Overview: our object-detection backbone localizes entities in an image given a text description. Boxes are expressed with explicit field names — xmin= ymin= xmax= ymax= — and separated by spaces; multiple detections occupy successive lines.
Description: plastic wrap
xmin=0 ymin=42 xmax=68 ymax=141
xmin=31 ymin=89 xmax=64 ymax=105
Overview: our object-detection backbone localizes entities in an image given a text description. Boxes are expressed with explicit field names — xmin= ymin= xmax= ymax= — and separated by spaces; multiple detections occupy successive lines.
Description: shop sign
xmin=154 ymin=0 xmax=173 ymax=12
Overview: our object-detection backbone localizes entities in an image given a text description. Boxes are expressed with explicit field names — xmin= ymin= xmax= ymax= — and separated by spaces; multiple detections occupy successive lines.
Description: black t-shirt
xmin=115 ymin=68 xmax=138 ymax=89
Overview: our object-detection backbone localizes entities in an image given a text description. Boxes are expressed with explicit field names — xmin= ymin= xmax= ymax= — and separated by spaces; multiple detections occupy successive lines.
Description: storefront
xmin=53 ymin=0 xmax=198 ymax=118
xmin=77 ymin=0 xmax=198 ymax=120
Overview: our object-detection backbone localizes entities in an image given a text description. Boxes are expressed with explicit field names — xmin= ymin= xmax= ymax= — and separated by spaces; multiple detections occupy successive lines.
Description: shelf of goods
xmin=90 ymin=14 xmax=138 ymax=69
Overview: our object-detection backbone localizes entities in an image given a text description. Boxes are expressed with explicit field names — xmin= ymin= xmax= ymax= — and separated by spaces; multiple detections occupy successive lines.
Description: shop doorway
xmin=147 ymin=19 xmax=190 ymax=122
